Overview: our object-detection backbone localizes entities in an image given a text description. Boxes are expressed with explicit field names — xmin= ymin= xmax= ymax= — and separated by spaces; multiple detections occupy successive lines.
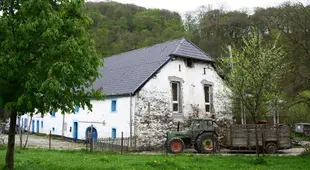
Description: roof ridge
xmin=104 ymin=37 xmax=185 ymax=59
xmin=183 ymin=37 xmax=215 ymax=61
xmin=171 ymin=37 xmax=186 ymax=55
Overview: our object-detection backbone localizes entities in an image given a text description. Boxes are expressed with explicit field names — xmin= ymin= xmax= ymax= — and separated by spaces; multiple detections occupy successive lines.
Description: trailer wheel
xmin=167 ymin=137 xmax=185 ymax=153
xmin=265 ymin=143 xmax=277 ymax=154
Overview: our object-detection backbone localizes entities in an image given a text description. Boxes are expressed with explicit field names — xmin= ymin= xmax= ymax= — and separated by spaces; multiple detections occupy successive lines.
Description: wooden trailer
xmin=222 ymin=124 xmax=292 ymax=154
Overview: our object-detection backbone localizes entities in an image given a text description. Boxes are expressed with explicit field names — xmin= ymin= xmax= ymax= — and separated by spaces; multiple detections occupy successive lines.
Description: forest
xmin=85 ymin=1 xmax=310 ymax=123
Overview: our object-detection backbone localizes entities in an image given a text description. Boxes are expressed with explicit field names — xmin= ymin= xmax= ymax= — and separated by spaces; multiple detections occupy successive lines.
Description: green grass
xmin=0 ymin=148 xmax=309 ymax=170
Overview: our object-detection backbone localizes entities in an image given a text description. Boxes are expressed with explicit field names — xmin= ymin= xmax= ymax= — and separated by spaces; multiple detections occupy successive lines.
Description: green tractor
xmin=165 ymin=118 xmax=218 ymax=153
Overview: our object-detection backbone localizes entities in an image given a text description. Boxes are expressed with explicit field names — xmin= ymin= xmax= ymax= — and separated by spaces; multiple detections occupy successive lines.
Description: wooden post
xmin=212 ymin=132 xmax=215 ymax=153
xmin=230 ymin=125 xmax=233 ymax=149
xmin=121 ymin=131 xmax=123 ymax=154
xmin=134 ymin=136 xmax=137 ymax=151
xmin=49 ymin=130 xmax=51 ymax=150
xmin=90 ymin=125 xmax=93 ymax=152
xmin=262 ymin=128 xmax=265 ymax=156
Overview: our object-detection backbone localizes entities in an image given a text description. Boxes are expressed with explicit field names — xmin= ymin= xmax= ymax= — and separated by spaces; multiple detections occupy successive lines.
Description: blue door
xmin=32 ymin=120 xmax=35 ymax=133
xmin=36 ymin=120 xmax=39 ymax=133
xmin=73 ymin=122 xmax=78 ymax=141
xmin=86 ymin=127 xmax=98 ymax=142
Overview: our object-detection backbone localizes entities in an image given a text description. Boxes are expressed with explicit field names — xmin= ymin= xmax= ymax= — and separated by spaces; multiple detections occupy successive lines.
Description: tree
xmin=276 ymin=2 xmax=310 ymax=104
xmin=0 ymin=0 xmax=103 ymax=169
xmin=218 ymin=28 xmax=290 ymax=156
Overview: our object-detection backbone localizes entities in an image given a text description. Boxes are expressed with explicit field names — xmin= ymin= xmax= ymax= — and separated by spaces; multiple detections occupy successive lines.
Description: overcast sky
xmin=88 ymin=0 xmax=308 ymax=14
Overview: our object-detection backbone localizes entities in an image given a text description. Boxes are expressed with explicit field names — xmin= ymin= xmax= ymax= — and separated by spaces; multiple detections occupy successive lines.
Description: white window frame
xmin=204 ymin=85 xmax=211 ymax=113
xmin=172 ymin=81 xmax=181 ymax=113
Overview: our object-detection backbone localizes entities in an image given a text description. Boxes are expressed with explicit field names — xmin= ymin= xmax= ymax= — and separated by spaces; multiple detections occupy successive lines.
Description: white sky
xmin=88 ymin=0 xmax=309 ymax=14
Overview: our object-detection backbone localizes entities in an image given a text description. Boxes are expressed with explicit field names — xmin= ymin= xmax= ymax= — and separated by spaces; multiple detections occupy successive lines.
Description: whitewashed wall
xmin=21 ymin=97 xmax=133 ymax=140
xmin=133 ymin=58 xmax=231 ymax=148
xmin=136 ymin=57 xmax=231 ymax=120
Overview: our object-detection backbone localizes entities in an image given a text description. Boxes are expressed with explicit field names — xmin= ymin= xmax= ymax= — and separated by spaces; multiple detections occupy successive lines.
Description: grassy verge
xmin=0 ymin=148 xmax=309 ymax=170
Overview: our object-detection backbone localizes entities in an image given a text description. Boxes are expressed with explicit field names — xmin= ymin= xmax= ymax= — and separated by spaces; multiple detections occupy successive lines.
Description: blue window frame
xmin=50 ymin=110 xmax=56 ymax=117
xmin=41 ymin=121 xmax=43 ymax=128
xmin=75 ymin=104 xmax=79 ymax=114
xmin=111 ymin=128 xmax=116 ymax=139
xmin=111 ymin=99 xmax=117 ymax=112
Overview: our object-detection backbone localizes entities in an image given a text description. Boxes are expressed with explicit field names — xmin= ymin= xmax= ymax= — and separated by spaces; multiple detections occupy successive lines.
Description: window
xmin=204 ymin=85 xmax=211 ymax=113
xmin=50 ymin=110 xmax=56 ymax=117
xmin=179 ymin=64 xmax=181 ymax=72
xmin=41 ymin=121 xmax=43 ymax=128
xmin=111 ymin=99 xmax=117 ymax=112
xmin=203 ymin=68 xmax=206 ymax=75
xmin=112 ymin=128 xmax=116 ymax=139
xmin=172 ymin=82 xmax=181 ymax=112
xmin=186 ymin=58 xmax=193 ymax=68
xmin=75 ymin=104 xmax=79 ymax=114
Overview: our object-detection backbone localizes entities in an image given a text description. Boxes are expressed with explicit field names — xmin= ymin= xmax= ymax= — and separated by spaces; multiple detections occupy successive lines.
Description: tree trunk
xmin=5 ymin=110 xmax=17 ymax=170
xmin=18 ymin=116 xmax=22 ymax=151
xmin=254 ymin=123 xmax=260 ymax=157
xmin=23 ymin=114 xmax=33 ymax=149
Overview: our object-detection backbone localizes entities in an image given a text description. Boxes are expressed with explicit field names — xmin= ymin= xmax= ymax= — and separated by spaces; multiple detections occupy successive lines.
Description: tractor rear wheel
xmin=167 ymin=137 xmax=185 ymax=153
xmin=197 ymin=133 xmax=216 ymax=153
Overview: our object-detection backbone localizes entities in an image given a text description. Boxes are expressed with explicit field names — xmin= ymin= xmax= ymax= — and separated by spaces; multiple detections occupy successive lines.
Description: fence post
xmin=90 ymin=125 xmax=93 ymax=152
xmin=121 ymin=132 xmax=123 ymax=154
xmin=49 ymin=130 xmax=51 ymax=150
xmin=134 ymin=136 xmax=137 ymax=151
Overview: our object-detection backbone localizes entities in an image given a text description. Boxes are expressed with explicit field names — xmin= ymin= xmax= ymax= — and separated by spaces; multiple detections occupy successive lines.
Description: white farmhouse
xmin=20 ymin=37 xmax=231 ymax=148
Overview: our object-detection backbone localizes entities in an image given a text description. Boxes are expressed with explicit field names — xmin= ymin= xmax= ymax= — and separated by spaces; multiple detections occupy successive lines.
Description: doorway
xmin=32 ymin=120 xmax=35 ymax=133
xmin=73 ymin=122 xmax=78 ymax=141
xmin=36 ymin=120 xmax=39 ymax=133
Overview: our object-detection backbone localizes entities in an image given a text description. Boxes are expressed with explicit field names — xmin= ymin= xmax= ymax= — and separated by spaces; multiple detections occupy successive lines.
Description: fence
xmin=86 ymin=132 xmax=138 ymax=153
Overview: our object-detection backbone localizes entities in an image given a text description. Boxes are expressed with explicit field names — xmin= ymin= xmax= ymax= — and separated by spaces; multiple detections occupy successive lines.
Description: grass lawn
xmin=0 ymin=147 xmax=309 ymax=170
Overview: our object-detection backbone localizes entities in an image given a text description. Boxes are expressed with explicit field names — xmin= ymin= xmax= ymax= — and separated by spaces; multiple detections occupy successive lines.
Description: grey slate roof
xmin=92 ymin=37 xmax=214 ymax=96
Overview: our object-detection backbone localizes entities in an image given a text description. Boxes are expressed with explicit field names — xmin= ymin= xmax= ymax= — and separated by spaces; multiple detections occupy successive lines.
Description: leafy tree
xmin=276 ymin=2 xmax=310 ymax=101
xmin=0 ymin=0 xmax=103 ymax=169
xmin=219 ymin=28 xmax=290 ymax=156
xmin=85 ymin=1 xmax=187 ymax=57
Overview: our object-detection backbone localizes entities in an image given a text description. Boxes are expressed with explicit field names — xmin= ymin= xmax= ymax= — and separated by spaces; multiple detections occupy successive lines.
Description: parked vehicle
xmin=0 ymin=123 xmax=6 ymax=133
xmin=165 ymin=118 xmax=218 ymax=153
xmin=294 ymin=123 xmax=310 ymax=136
xmin=2 ymin=120 xmax=20 ymax=134
xmin=222 ymin=124 xmax=292 ymax=154
xmin=165 ymin=118 xmax=292 ymax=154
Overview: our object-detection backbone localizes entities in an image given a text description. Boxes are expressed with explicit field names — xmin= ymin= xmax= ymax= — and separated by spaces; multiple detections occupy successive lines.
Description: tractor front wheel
xmin=197 ymin=133 xmax=216 ymax=153
xmin=167 ymin=137 xmax=185 ymax=153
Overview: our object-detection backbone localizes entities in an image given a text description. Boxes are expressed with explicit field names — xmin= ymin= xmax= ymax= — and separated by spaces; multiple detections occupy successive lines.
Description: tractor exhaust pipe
xmin=177 ymin=121 xmax=180 ymax=132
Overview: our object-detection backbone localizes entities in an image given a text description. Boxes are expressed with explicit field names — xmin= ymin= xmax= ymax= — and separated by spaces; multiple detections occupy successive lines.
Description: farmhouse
xmin=20 ymin=37 xmax=231 ymax=147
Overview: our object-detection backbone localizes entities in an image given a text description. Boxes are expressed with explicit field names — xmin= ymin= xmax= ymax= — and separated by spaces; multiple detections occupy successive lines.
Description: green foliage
xmin=0 ymin=149 xmax=309 ymax=169
xmin=85 ymin=1 xmax=187 ymax=58
xmin=0 ymin=0 xmax=103 ymax=115
xmin=219 ymin=28 xmax=290 ymax=120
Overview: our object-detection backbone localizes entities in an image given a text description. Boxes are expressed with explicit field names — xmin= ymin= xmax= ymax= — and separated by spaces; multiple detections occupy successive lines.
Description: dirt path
xmin=2 ymin=134 xmax=85 ymax=150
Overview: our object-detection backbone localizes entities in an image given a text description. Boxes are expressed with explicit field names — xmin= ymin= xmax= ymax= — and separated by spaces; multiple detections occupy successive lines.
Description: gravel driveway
xmin=2 ymin=134 xmax=85 ymax=150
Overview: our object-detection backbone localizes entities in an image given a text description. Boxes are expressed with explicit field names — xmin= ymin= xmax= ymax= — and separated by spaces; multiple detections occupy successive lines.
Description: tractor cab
xmin=190 ymin=118 xmax=215 ymax=131
xmin=165 ymin=118 xmax=218 ymax=154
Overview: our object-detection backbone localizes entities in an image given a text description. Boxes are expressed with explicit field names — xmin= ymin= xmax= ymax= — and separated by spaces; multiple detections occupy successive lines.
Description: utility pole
xmin=228 ymin=45 xmax=246 ymax=125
